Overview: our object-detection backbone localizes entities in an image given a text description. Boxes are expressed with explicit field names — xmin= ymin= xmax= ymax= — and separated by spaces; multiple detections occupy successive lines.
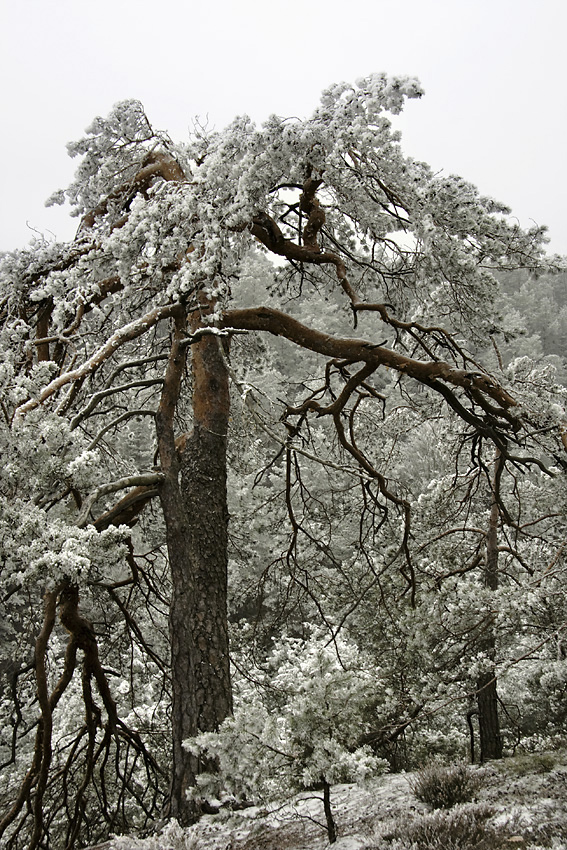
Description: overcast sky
xmin=1 ymin=0 xmax=566 ymax=254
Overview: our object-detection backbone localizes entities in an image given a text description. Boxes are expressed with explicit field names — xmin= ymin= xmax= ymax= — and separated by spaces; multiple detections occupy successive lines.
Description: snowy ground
xmin=91 ymin=751 xmax=567 ymax=850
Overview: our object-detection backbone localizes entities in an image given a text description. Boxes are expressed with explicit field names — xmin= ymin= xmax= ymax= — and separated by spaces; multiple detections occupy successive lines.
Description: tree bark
xmin=158 ymin=468 xmax=199 ymax=824
xmin=180 ymin=424 xmax=232 ymax=733
xmin=322 ymin=780 xmax=337 ymax=844
xmin=157 ymin=306 xmax=232 ymax=825
xmin=477 ymin=670 xmax=502 ymax=761
xmin=476 ymin=455 xmax=503 ymax=761
xmin=181 ymin=307 xmax=232 ymax=733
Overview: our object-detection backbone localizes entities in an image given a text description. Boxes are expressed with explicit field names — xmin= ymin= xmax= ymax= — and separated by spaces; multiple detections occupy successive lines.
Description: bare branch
xmin=223 ymin=306 xmax=518 ymax=416
xmin=70 ymin=380 xmax=164 ymax=430
xmin=86 ymin=409 xmax=156 ymax=451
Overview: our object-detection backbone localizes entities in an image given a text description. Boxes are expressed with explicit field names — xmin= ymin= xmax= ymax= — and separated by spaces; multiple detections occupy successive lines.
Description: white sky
xmin=1 ymin=0 xmax=566 ymax=254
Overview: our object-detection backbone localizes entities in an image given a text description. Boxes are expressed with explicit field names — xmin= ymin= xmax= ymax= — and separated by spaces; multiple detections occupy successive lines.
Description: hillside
xmin=91 ymin=751 xmax=567 ymax=850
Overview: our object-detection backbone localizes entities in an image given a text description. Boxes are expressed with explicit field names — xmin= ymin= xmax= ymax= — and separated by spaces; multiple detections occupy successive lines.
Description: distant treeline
xmin=497 ymin=270 xmax=567 ymax=382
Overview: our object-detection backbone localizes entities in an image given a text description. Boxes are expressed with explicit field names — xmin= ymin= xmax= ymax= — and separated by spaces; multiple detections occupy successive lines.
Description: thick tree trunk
xmin=180 ymin=423 xmax=232 ymax=733
xmin=182 ymin=308 xmax=232 ymax=734
xmin=160 ymin=473 xmax=199 ymax=824
xmin=157 ymin=307 xmax=232 ymax=825
xmin=477 ymin=670 xmax=502 ymax=761
xmin=476 ymin=457 xmax=503 ymax=761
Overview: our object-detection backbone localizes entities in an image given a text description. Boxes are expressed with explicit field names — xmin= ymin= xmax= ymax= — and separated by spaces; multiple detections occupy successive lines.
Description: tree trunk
xmin=160 ymin=472 xmax=199 ymax=824
xmin=157 ymin=307 xmax=232 ymax=825
xmin=477 ymin=670 xmax=501 ymax=761
xmin=476 ymin=455 xmax=503 ymax=761
xmin=180 ymin=423 xmax=232 ymax=733
xmin=322 ymin=780 xmax=337 ymax=844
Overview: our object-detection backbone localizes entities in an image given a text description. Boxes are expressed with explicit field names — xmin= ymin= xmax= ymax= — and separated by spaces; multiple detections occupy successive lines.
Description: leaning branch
xmin=222 ymin=306 xmax=518 ymax=416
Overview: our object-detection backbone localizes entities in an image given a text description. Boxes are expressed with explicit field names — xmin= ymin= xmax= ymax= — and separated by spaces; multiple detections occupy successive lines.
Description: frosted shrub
xmin=185 ymin=631 xmax=388 ymax=842
xmin=108 ymin=819 xmax=196 ymax=849
xmin=409 ymin=762 xmax=481 ymax=809
xmin=369 ymin=805 xmax=510 ymax=850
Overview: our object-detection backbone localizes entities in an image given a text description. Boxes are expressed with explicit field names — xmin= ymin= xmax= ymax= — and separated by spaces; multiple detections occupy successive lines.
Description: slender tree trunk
xmin=476 ymin=455 xmax=503 ymax=761
xmin=157 ymin=306 xmax=232 ymax=825
xmin=322 ymin=780 xmax=337 ymax=844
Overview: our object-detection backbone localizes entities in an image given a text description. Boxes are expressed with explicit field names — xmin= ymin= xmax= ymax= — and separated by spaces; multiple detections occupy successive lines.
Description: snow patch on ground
xmin=91 ymin=752 xmax=567 ymax=850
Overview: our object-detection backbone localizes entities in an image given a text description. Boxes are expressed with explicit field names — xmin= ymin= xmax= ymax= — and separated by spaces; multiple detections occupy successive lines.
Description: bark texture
xmin=180 ymin=423 xmax=231 ymax=733
xmin=181 ymin=310 xmax=232 ymax=733
xmin=157 ymin=308 xmax=232 ymax=825
xmin=477 ymin=670 xmax=502 ymax=761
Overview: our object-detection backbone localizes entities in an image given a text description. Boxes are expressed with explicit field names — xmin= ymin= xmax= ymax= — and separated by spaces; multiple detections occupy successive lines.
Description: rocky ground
xmin=94 ymin=750 xmax=567 ymax=850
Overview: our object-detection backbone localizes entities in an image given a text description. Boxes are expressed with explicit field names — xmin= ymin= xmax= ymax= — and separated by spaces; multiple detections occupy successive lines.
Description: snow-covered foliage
xmin=185 ymin=632 xmax=387 ymax=805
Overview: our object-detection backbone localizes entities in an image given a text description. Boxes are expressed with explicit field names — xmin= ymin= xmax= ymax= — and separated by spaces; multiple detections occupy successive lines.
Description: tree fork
xmin=181 ymin=301 xmax=232 ymax=735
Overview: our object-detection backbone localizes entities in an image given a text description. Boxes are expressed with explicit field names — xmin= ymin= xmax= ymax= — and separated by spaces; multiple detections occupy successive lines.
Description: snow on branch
xmin=179 ymin=326 xmax=248 ymax=347
xmin=14 ymin=303 xmax=181 ymax=421
xmin=77 ymin=473 xmax=165 ymax=528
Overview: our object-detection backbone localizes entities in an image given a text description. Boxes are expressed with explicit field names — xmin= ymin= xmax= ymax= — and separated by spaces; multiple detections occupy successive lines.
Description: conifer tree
xmin=0 ymin=76 xmax=565 ymax=845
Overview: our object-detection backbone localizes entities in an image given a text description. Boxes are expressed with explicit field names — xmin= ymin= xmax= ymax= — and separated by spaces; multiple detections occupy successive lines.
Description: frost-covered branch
xmin=77 ymin=473 xmax=165 ymax=528
xmin=179 ymin=326 xmax=248 ymax=347
xmin=14 ymin=303 xmax=181 ymax=421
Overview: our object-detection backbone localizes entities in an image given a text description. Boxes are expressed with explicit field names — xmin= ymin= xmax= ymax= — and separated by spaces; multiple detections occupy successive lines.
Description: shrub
xmin=409 ymin=762 xmax=481 ymax=809
xmin=366 ymin=805 xmax=515 ymax=850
